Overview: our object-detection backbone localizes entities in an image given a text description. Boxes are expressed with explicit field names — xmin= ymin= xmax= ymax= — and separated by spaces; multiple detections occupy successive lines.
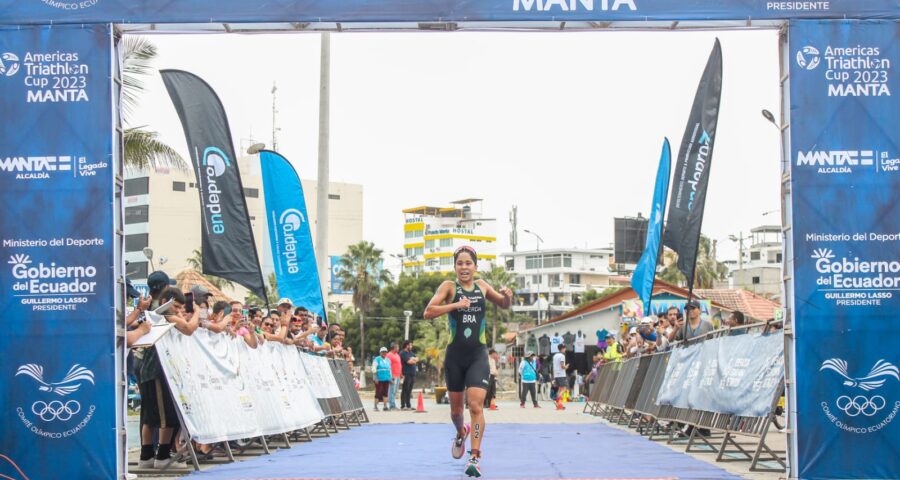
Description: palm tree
xmin=336 ymin=241 xmax=393 ymax=360
xmin=478 ymin=265 xmax=516 ymax=346
xmin=122 ymin=37 xmax=185 ymax=170
xmin=186 ymin=249 xmax=235 ymax=291
xmin=244 ymin=272 xmax=279 ymax=307
xmin=659 ymin=236 xmax=728 ymax=289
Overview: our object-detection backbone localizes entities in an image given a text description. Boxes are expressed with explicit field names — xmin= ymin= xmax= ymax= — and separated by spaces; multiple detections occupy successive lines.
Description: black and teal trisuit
xmin=444 ymin=281 xmax=490 ymax=392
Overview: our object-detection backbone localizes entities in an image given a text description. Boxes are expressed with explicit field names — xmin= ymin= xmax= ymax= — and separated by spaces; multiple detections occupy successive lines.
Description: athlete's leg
xmin=466 ymin=387 xmax=487 ymax=455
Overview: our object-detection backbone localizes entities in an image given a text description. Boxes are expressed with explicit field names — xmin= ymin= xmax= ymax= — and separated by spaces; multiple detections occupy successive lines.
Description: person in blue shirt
xmin=518 ymin=352 xmax=540 ymax=408
xmin=372 ymin=347 xmax=393 ymax=411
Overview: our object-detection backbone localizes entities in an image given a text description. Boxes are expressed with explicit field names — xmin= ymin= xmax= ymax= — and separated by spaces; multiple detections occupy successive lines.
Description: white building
xmin=503 ymin=247 xmax=615 ymax=323
xmin=124 ymin=156 xmax=363 ymax=303
xmin=718 ymin=225 xmax=783 ymax=300
xmin=402 ymin=199 xmax=497 ymax=275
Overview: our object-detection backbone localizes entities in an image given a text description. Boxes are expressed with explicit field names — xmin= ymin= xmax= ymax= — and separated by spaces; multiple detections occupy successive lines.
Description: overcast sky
xmin=131 ymin=29 xmax=783 ymax=267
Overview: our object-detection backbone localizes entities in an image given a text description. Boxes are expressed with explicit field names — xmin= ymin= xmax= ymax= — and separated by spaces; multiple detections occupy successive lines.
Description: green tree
xmin=244 ymin=272 xmax=279 ymax=307
xmin=336 ymin=241 xmax=393 ymax=362
xmin=478 ymin=265 xmax=516 ymax=346
xmin=576 ymin=286 xmax=624 ymax=307
xmin=659 ymin=236 xmax=728 ymax=289
xmin=415 ymin=317 xmax=453 ymax=385
xmin=186 ymin=249 xmax=235 ymax=291
xmin=122 ymin=37 xmax=185 ymax=170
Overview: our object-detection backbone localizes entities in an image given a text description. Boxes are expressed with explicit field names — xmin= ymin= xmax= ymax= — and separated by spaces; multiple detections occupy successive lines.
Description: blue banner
xmin=632 ymin=138 xmax=670 ymax=315
xmin=330 ymin=255 xmax=349 ymax=295
xmin=259 ymin=150 xmax=326 ymax=319
xmin=789 ymin=20 xmax=899 ymax=480
xmin=0 ymin=0 xmax=896 ymax=25
xmin=0 ymin=25 xmax=115 ymax=479
xmin=657 ymin=332 xmax=784 ymax=417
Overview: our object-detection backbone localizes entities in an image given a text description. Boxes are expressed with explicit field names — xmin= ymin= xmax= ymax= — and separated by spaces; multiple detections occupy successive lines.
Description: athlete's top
xmin=448 ymin=281 xmax=487 ymax=349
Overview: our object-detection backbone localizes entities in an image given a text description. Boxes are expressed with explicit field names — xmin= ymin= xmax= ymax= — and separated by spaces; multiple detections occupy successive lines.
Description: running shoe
xmin=464 ymin=455 xmax=482 ymax=477
xmin=451 ymin=423 xmax=470 ymax=459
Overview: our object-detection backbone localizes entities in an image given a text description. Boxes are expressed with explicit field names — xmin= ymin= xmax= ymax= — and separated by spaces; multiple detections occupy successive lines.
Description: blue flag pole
xmin=259 ymin=150 xmax=328 ymax=322
xmin=631 ymin=138 xmax=672 ymax=317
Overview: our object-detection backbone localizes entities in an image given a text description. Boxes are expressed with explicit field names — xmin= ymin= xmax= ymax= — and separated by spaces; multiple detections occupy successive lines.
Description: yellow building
xmin=402 ymin=199 xmax=496 ymax=275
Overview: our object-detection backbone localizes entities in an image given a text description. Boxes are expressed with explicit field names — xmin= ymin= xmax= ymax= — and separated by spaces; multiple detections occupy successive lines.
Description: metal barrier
xmin=582 ymin=321 xmax=786 ymax=473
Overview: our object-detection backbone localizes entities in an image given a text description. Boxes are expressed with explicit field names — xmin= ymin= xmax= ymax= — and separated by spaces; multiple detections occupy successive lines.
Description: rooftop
xmin=693 ymin=289 xmax=780 ymax=321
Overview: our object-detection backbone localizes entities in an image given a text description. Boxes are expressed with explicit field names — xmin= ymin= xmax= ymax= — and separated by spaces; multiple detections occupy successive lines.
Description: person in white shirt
xmin=552 ymin=344 xmax=569 ymax=410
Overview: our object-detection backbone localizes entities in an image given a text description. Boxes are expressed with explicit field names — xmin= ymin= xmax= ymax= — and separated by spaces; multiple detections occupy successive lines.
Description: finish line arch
xmin=0 ymin=3 xmax=896 ymax=479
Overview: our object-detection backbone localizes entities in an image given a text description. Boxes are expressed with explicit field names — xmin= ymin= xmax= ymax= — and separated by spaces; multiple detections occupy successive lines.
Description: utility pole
xmin=403 ymin=310 xmax=413 ymax=341
xmin=509 ymin=205 xmax=518 ymax=252
xmin=316 ymin=32 xmax=331 ymax=300
xmin=271 ymin=82 xmax=280 ymax=151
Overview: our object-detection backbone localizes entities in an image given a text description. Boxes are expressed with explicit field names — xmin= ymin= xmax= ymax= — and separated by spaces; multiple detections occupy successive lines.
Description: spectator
xmin=138 ymin=286 xmax=198 ymax=470
xmin=227 ymin=301 xmax=258 ymax=348
xmin=261 ymin=312 xmax=287 ymax=343
xmin=372 ymin=347 xmax=392 ymax=411
xmin=202 ymin=301 xmax=232 ymax=334
xmin=399 ymin=340 xmax=418 ymax=410
xmin=518 ymin=352 xmax=540 ymax=408
xmin=125 ymin=282 xmax=153 ymax=348
xmin=387 ymin=343 xmax=402 ymax=410
xmin=485 ymin=349 xmax=500 ymax=410
xmin=672 ymin=300 xmax=714 ymax=342
xmin=308 ymin=323 xmax=330 ymax=354
xmin=727 ymin=310 xmax=747 ymax=335
xmin=553 ymin=344 xmax=569 ymax=410
xmin=602 ymin=333 xmax=622 ymax=363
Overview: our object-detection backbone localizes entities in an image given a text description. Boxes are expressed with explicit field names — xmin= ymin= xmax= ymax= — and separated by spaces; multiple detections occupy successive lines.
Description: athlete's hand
xmin=499 ymin=288 xmax=513 ymax=299
xmin=457 ymin=296 xmax=471 ymax=309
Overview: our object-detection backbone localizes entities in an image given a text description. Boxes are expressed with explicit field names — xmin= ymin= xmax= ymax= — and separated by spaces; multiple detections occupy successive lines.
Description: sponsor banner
xmin=0 ymin=25 xmax=115 ymax=479
xmin=789 ymin=20 xmax=900 ymax=479
xmin=0 ymin=0 xmax=895 ymax=25
xmin=259 ymin=150 xmax=326 ymax=319
xmin=631 ymin=138 xmax=671 ymax=315
xmin=160 ymin=69 xmax=266 ymax=300
xmin=330 ymin=255 xmax=349 ymax=295
xmin=657 ymin=331 xmax=784 ymax=418
xmin=156 ymin=326 xmax=326 ymax=444
xmin=663 ymin=39 xmax=722 ymax=289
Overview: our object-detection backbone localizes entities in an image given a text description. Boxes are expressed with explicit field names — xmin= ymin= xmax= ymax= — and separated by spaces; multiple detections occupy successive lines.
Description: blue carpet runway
xmin=188 ymin=423 xmax=740 ymax=480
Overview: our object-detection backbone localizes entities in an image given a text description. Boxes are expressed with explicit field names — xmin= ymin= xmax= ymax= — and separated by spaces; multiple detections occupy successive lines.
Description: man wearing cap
xmin=602 ymin=333 xmax=622 ymax=363
xmin=672 ymin=300 xmax=714 ymax=342
xmin=372 ymin=347 xmax=393 ymax=411
xmin=518 ymin=352 xmax=540 ymax=408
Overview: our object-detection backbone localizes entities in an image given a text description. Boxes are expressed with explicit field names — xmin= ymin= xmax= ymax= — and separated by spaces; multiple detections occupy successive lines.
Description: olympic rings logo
xmin=835 ymin=395 xmax=886 ymax=417
xmin=31 ymin=400 xmax=81 ymax=422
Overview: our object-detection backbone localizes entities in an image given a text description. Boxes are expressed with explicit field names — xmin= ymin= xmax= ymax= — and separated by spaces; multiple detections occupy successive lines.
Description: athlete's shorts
xmin=444 ymin=347 xmax=490 ymax=392
xmin=554 ymin=377 xmax=568 ymax=389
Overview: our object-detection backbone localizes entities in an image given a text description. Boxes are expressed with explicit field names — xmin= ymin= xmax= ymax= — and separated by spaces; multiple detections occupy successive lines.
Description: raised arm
xmin=477 ymin=279 xmax=513 ymax=309
xmin=423 ymin=281 xmax=464 ymax=319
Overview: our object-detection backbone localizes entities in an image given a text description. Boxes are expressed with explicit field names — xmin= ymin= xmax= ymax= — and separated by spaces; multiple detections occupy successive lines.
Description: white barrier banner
xmin=156 ymin=328 xmax=325 ymax=443
xmin=299 ymin=353 xmax=342 ymax=399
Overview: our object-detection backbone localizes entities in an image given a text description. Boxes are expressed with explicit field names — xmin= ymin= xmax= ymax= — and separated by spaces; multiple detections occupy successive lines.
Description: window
xmin=532 ymin=274 xmax=542 ymax=285
xmin=516 ymin=276 xmax=526 ymax=289
xmin=126 ymin=261 xmax=149 ymax=280
xmin=506 ymin=259 xmax=515 ymax=270
xmin=776 ymin=253 xmax=783 ymax=263
xmin=328 ymin=194 xmax=341 ymax=200
xmin=750 ymin=251 xmax=761 ymax=261
xmin=172 ymin=181 xmax=186 ymax=192
xmin=526 ymin=255 xmax=541 ymax=270
xmin=414 ymin=247 xmax=424 ymax=256
xmin=544 ymin=254 xmax=562 ymax=269
xmin=440 ymin=238 xmax=453 ymax=247
xmin=569 ymin=273 xmax=581 ymax=284
xmin=549 ymin=274 xmax=561 ymax=287
xmin=405 ymin=231 xmax=416 ymax=239
xmin=125 ymin=205 xmax=149 ymax=224
xmin=405 ymin=248 xmax=414 ymax=257
xmin=125 ymin=234 xmax=149 ymax=252
xmin=425 ymin=239 xmax=435 ymax=248
xmin=752 ymin=276 xmax=761 ymax=284
xmin=124 ymin=177 xmax=149 ymax=196
xmin=440 ymin=256 xmax=453 ymax=266
xmin=426 ymin=259 xmax=439 ymax=267
xmin=243 ymin=188 xmax=259 ymax=198
xmin=563 ymin=254 xmax=572 ymax=267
